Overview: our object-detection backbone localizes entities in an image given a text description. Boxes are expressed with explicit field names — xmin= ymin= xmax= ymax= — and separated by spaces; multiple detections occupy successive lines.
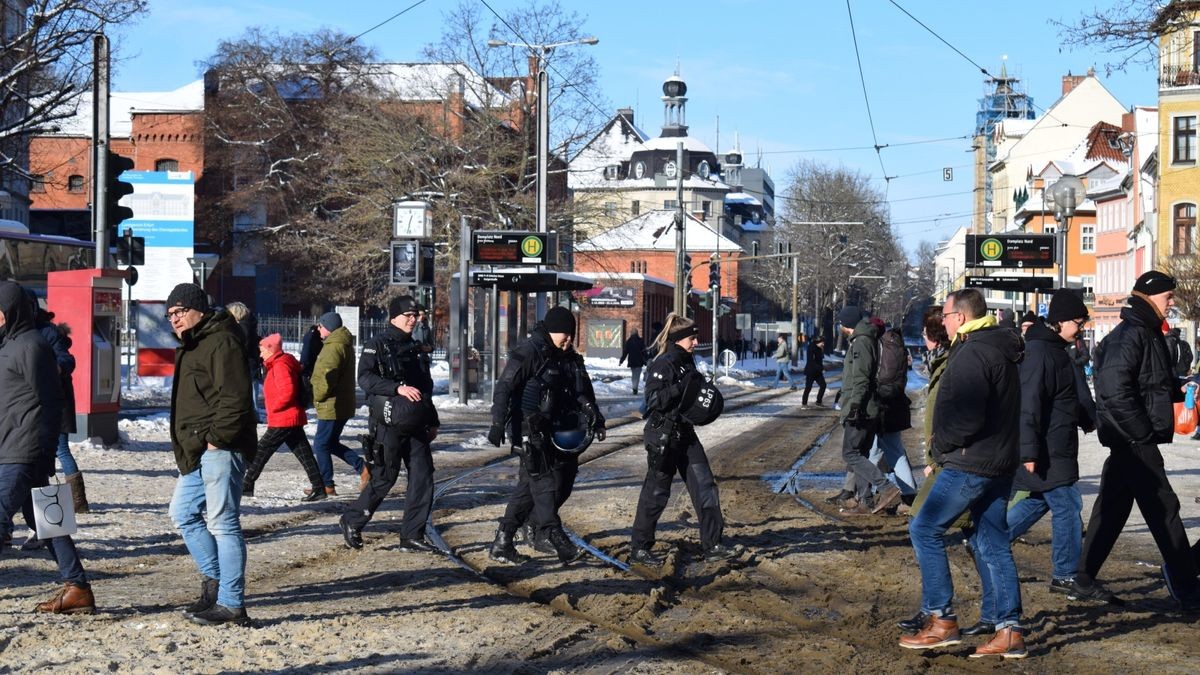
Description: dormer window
xmin=604 ymin=164 xmax=619 ymax=180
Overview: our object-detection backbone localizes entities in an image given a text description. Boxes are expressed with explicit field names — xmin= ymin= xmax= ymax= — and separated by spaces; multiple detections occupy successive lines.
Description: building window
xmin=603 ymin=201 xmax=617 ymax=218
xmin=1043 ymin=223 xmax=1057 ymax=235
xmin=155 ymin=158 xmax=179 ymax=172
xmin=701 ymin=200 xmax=711 ymax=219
xmin=30 ymin=175 xmax=45 ymax=193
xmin=67 ymin=175 xmax=84 ymax=193
xmin=1175 ymin=203 xmax=1198 ymax=255
xmin=664 ymin=199 xmax=677 ymax=209
xmin=1080 ymin=224 xmax=1095 ymax=253
xmin=752 ymin=241 xmax=760 ymax=257
xmin=1081 ymin=275 xmax=1095 ymax=296
xmin=631 ymin=200 xmax=640 ymax=216
xmin=1174 ymin=115 xmax=1197 ymax=164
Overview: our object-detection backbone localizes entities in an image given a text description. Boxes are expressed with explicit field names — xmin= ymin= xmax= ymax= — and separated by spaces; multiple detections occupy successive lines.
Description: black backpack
xmin=876 ymin=329 xmax=908 ymax=401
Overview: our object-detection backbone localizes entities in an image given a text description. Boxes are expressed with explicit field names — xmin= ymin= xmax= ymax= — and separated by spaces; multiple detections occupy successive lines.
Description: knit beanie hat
xmin=1046 ymin=289 xmax=1089 ymax=324
xmin=1133 ymin=270 xmax=1176 ymax=296
xmin=388 ymin=295 xmax=418 ymax=318
xmin=1020 ymin=310 xmax=1038 ymax=324
xmin=319 ymin=311 xmax=342 ymax=332
xmin=260 ymin=333 xmax=282 ymax=353
xmin=837 ymin=305 xmax=864 ymax=328
xmin=543 ymin=306 xmax=576 ymax=335
xmin=166 ymin=283 xmax=209 ymax=313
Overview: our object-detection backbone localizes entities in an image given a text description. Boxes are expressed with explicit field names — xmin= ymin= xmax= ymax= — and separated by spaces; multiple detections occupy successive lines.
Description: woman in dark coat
xmin=802 ymin=336 xmax=826 ymax=406
xmin=619 ymin=329 xmax=647 ymax=395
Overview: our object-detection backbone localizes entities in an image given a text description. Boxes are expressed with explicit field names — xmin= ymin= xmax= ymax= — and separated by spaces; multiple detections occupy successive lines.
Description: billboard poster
xmin=121 ymin=171 xmax=195 ymax=301
xmin=581 ymin=285 xmax=635 ymax=307
xmin=586 ymin=319 xmax=624 ymax=358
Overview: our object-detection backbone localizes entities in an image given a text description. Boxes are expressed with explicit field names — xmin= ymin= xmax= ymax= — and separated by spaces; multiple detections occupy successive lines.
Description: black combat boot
xmin=489 ymin=528 xmax=529 ymax=565
xmin=546 ymin=527 xmax=583 ymax=564
xmin=184 ymin=576 xmax=219 ymax=617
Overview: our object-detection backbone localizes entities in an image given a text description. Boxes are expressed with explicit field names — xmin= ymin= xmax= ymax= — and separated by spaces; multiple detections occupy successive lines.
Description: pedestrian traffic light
xmin=709 ymin=253 xmax=720 ymax=290
xmin=115 ymin=228 xmax=145 ymax=266
xmin=682 ymin=254 xmax=693 ymax=294
xmin=106 ymin=150 xmax=135 ymax=232
xmin=699 ymin=290 xmax=713 ymax=311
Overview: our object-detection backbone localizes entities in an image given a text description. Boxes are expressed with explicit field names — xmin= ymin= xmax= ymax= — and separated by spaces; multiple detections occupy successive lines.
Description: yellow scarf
xmin=953 ymin=314 xmax=997 ymax=344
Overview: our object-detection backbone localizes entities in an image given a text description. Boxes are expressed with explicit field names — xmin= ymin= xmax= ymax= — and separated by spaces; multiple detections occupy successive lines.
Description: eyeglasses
xmin=165 ymin=307 xmax=191 ymax=320
xmin=400 ymin=312 xmax=419 ymax=318
xmin=1072 ymin=317 xmax=1090 ymax=328
xmin=942 ymin=310 xmax=963 ymax=322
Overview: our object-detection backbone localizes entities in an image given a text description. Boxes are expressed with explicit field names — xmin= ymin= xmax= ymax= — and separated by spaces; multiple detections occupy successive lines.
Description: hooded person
xmin=0 ymin=280 xmax=95 ymax=614
xmin=486 ymin=306 xmax=606 ymax=565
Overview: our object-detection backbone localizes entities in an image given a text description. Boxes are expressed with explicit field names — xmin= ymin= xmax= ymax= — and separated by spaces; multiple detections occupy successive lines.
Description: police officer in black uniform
xmin=631 ymin=313 xmax=737 ymax=565
xmin=487 ymin=306 xmax=606 ymax=565
xmin=339 ymin=296 xmax=440 ymax=552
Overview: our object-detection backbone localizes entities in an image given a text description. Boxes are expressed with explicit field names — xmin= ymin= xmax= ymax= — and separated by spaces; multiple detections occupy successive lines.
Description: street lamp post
xmin=488 ymin=36 xmax=599 ymax=319
xmin=1046 ymin=174 xmax=1084 ymax=290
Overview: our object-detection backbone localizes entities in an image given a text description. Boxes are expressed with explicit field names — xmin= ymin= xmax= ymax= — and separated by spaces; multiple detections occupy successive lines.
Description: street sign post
xmin=965 ymin=234 xmax=1056 ymax=268
xmin=719 ymin=348 xmax=737 ymax=379
xmin=471 ymin=230 xmax=559 ymax=266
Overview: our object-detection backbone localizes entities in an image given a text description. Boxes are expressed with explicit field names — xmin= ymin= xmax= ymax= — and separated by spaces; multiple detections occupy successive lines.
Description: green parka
xmin=311 ymin=325 xmax=357 ymax=421
xmin=838 ymin=318 xmax=881 ymax=426
xmin=170 ymin=309 xmax=257 ymax=474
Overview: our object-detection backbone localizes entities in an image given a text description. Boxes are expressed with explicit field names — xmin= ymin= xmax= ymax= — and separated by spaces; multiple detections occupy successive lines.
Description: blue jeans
xmin=312 ymin=418 xmax=364 ymax=488
xmin=169 ymin=450 xmax=247 ymax=609
xmin=1007 ymin=484 xmax=1082 ymax=581
xmin=0 ymin=462 xmax=87 ymax=584
xmin=875 ymin=432 xmax=917 ymax=495
xmin=57 ymin=433 xmax=79 ymax=476
xmin=774 ymin=362 xmax=795 ymax=387
xmin=908 ymin=466 xmax=1022 ymax=628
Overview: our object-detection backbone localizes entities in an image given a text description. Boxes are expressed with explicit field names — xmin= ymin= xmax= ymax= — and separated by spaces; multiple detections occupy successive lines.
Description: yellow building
xmin=1156 ymin=1 xmax=1200 ymax=258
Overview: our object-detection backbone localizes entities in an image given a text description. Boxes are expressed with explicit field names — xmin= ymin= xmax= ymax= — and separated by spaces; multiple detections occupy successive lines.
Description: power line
xmin=349 ymin=0 xmax=432 ymax=44
xmin=758 ymin=134 xmax=972 ymax=156
xmin=844 ymin=0 xmax=890 ymax=185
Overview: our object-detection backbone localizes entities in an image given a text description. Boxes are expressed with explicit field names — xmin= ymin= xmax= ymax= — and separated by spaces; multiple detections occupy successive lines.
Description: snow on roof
xmin=640 ymin=135 xmax=714 ymax=154
xmin=55 ymin=80 xmax=205 ymax=137
xmin=573 ymin=271 xmax=674 ymax=287
xmin=577 ymin=209 xmax=744 ymax=253
xmin=1087 ymin=167 xmax=1130 ymax=199
xmin=724 ymin=192 xmax=761 ymax=205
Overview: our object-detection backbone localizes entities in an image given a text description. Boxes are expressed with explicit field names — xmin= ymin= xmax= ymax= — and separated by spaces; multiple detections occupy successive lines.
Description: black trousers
xmin=245 ymin=426 xmax=324 ymax=490
xmin=631 ymin=433 xmax=724 ymax=551
xmin=344 ymin=427 xmax=434 ymax=540
xmin=498 ymin=445 xmax=579 ymax=536
xmin=1079 ymin=442 xmax=1199 ymax=598
xmin=841 ymin=422 xmax=888 ymax=501
xmin=803 ymin=372 xmax=826 ymax=405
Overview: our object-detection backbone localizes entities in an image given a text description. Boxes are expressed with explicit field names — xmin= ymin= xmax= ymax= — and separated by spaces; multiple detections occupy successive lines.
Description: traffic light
xmin=709 ymin=253 xmax=720 ymax=290
xmin=106 ymin=150 xmax=135 ymax=233
xmin=115 ymin=228 xmax=145 ymax=266
xmin=682 ymin=254 xmax=693 ymax=294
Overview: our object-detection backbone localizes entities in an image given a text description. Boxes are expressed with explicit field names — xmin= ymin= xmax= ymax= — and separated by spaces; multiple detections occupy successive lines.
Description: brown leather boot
xmin=898 ymin=615 xmax=961 ymax=650
xmin=35 ymin=582 xmax=96 ymax=615
xmin=969 ymin=626 xmax=1027 ymax=659
xmin=66 ymin=473 xmax=90 ymax=514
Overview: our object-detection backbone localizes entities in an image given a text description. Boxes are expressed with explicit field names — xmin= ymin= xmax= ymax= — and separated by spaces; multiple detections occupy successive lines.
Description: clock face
xmin=394 ymin=205 xmax=427 ymax=238
xmin=698 ymin=160 xmax=710 ymax=179
xmin=664 ymin=161 xmax=677 ymax=179
xmin=634 ymin=161 xmax=645 ymax=180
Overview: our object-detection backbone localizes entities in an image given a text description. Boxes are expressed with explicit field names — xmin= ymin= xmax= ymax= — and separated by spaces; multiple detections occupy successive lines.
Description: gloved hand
xmin=525 ymin=412 xmax=547 ymax=447
xmin=595 ymin=426 xmax=607 ymax=442
xmin=487 ymin=423 xmax=505 ymax=447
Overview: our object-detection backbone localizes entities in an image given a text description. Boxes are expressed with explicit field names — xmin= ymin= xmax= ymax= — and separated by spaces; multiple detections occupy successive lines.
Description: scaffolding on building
xmin=974 ymin=59 xmax=1036 ymax=233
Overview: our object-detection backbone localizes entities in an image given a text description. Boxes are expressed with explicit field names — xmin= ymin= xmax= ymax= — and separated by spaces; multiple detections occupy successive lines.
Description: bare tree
xmin=1164 ymin=255 xmax=1200 ymax=321
xmin=1053 ymin=0 xmax=1199 ymax=74
xmin=0 ymin=0 xmax=147 ymax=179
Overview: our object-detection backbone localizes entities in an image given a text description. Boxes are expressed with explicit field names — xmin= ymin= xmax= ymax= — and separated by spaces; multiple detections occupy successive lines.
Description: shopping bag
xmin=31 ymin=480 xmax=77 ymax=539
xmin=1174 ymin=402 xmax=1198 ymax=436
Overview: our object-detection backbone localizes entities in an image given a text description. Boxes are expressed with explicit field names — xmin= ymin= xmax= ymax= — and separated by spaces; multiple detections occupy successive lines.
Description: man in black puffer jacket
xmin=1005 ymin=290 xmax=1096 ymax=608
xmin=1075 ymin=271 xmax=1200 ymax=611
xmin=901 ymin=288 xmax=1027 ymax=658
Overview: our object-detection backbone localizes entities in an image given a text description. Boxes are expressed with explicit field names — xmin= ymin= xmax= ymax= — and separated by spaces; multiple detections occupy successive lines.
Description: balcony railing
xmin=1160 ymin=65 xmax=1200 ymax=88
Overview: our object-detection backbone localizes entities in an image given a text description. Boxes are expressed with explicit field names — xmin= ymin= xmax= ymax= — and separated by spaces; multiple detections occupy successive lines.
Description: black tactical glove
xmin=487 ymin=423 xmax=505 ymax=448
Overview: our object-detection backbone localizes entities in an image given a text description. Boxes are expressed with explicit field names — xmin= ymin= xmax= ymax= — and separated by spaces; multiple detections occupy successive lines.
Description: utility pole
xmin=673 ymin=141 xmax=686 ymax=314
xmin=91 ymin=34 xmax=110 ymax=268
xmin=458 ymin=216 xmax=470 ymax=405
xmin=534 ymin=63 xmax=549 ymax=319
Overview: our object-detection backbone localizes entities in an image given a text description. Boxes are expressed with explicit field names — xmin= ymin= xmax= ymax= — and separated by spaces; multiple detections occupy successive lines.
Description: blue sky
xmin=109 ymin=1 xmax=1158 ymax=255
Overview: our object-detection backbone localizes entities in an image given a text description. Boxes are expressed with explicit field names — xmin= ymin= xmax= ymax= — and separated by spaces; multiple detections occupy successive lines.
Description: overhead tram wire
xmin=348 ymin=0 xmax=432 ymax=44
xmin=845 ymin=0 xmax=893 ymax=190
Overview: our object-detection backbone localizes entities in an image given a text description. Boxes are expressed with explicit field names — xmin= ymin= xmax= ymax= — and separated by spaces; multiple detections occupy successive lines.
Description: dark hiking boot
xmin=339 ymin=514 xmax=363 ymax=550
xmin=488 ymin=528 xmax=529 ymax=565
xmin=242 ymin=481 xmax=255 ymax=498
xmin=630 ymin=547 xmax=662 ymax=566
xmin=703 ymin=543 xmax=740 ymax=561
xmin=546 ymin=528 xmax=583 ymax=564
xmin=189 ymin=604 xmax=251 ymax=626
xmin=1062 ymin=577 xmax=1120 ymax=603
xmin=184 ymin=576 xmax=219 ymax=617
xmin=65 ymin=473 xmax=90 ymax=514
xmin=824 ymin=489 xmax=854 ymax=506
xmin=300 ymin=486 xmax=327 ymax=502
xmin=871 ymin=484 xmax=903 ymax=514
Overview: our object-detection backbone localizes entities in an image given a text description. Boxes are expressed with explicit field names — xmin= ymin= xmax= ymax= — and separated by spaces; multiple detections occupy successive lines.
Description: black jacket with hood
xmin=1015 ymin=320 xmax=1096 ymax=491
xmin=491 ymin=324 xmax=600 ymax=445
xmin=0 ymin=281 xmax=63 ymax=467
xmin=932 ymin=324 xmax=1023 ymax=477
xmin=1093 ymin=294 xmax=1183 ymax=448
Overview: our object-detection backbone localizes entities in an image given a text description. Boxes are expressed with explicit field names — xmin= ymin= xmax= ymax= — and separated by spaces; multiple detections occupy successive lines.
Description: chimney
xmin=1062 ymin=70 xmax=1086 ymax=96
xmin=617 ymin=107 xmax=634 ymax=127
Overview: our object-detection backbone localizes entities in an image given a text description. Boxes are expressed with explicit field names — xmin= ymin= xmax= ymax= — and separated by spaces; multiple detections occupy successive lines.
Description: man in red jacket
xmin=243 ymin=334 xmax=326 ymax=501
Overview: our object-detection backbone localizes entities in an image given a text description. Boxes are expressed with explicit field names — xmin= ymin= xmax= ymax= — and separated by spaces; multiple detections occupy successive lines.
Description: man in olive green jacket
xmin=836 ymin=306 xmax=901 ymax=514
xmin=309 ymin=312 xmax=365 ymax=493
xmin=165 ymin=283 xmax=257 ymax=626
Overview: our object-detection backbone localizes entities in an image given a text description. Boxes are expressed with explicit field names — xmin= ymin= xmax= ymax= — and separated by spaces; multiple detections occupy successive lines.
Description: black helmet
xmin=677 ymin=371 xmax=724 ymax=426
xmin=550 ymin=408 xmax=594 ymax=454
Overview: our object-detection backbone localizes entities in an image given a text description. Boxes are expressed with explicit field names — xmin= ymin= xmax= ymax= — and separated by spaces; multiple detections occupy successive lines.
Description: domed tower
xmin=661 ymin=74 xmax=688 ymax=138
